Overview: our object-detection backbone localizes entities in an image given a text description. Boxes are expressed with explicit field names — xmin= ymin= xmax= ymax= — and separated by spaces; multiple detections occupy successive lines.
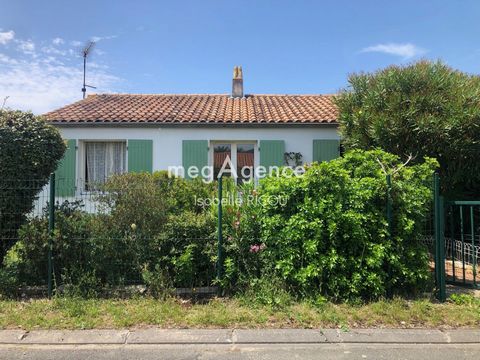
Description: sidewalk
xmin=0 ymin=328 xmax=479 ymax=345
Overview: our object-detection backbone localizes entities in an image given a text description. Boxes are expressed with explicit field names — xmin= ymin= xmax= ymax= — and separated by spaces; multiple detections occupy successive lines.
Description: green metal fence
xmin=1 ymin=174 xmax=219 ymax=298
xmin=433 ymin=173 xmax=446 ymax=301
xmin=3 ymin=171 xmax=465 ymax=300
xmin=432 ymin=173 xmax=480 ymax=302
xmin=444 ymin=201 xmax=480 ymax=288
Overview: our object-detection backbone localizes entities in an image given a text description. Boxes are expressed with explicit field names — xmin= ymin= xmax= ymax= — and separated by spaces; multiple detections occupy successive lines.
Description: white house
xmin=44 ymin=67 xmax=340 ymax=196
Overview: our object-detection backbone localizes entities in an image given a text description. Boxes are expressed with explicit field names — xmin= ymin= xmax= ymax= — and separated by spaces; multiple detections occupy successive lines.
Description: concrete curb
xmin=0 ymin=329 xmax=478 ymax=345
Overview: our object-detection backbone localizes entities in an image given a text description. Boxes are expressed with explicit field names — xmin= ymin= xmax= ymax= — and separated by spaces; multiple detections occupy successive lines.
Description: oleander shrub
xmin=336 ymin=60 xmax=480 ymax=199
xmin=220 ymin=180 xmax=265 ymax=292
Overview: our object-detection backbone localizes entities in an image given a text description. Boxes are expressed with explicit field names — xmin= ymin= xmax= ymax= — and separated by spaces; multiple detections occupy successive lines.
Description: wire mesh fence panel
xmin=2 ymin=171 xmax=446 ymax=298
xmin=1 ymin=177 xmax=218 ymax=296
xmin=0 ymin=179 xmax=51 ymax=263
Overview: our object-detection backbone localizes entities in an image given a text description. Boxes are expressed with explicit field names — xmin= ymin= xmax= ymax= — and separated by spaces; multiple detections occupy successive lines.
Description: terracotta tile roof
xmin=44 ymin=94 xmax=338 ymax=125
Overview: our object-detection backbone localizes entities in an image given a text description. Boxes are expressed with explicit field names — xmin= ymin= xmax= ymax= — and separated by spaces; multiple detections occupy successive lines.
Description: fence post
xmin=434 ymin=173 xmax=446 ymax=302
xmin=386 ymin=174 xmax=393 ymax=238
xmin=438 ymin=195 xmax=446 ymax=301
xmin=47 ymin=173 xmax=55 ymax=298
xmin=216 ymin=176 xmax=223 ymax=285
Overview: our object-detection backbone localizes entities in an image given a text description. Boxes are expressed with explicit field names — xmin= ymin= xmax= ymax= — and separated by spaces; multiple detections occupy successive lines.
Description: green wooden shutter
xmin=260 ymin=140 xmax=285 ymax=172
xmin=182 ymin=140 xmax=208 ymax=179
xmin=128 ymin=140 xmax=153 ymax=173
xmin=313 ymin=139 xmax=340 ymax=162
xmin=55 ymin=139 xmax=76 ymax=197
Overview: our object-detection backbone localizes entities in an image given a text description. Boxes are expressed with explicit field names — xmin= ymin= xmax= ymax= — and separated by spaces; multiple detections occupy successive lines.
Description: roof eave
xmin=48 ymin=121 xmax=339 ymax=128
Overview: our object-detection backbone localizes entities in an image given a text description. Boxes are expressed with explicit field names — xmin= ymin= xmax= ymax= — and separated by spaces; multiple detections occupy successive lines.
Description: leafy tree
xmin=336 ymin=60 xmax=480 ymax=199
xmin=0 ymin=110 xmax=65 ymax=260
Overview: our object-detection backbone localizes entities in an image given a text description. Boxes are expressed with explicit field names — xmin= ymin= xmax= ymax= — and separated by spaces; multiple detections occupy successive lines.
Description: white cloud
xmin=361 ymin=43 xmax=426 ymax=59
xmin=17 ymin=39 xmax=35 ymax=55
xmin=0 ymin=30 xmax=15 ymax=45
xmin=91 ymin=35 xmax=117 ymax=42
xmin=41 ymin=45 xmax=68 ymax=56
xmin=0 ymin=53 xmax=18 ymax=65
xmin=52 ymin=37 xmax=64 ymax=45
xmin=70 ymin=40 xmax=82 ymax=47
xmin=0 ymin=35 xmax=120 ymax=113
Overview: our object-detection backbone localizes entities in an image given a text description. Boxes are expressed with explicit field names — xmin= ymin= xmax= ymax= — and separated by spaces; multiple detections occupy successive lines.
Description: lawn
xmin=0 ymin=295 xmax=478 ymax=330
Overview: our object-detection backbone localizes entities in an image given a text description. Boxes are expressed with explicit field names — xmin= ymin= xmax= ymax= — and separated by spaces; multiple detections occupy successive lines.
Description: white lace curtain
xmin=86 ymin=142 xmax=126 ymax=185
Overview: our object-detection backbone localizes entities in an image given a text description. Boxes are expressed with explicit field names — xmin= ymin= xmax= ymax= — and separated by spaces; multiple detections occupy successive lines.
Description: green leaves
xmin=256 ymin=150 xmax=436 ymax=301
xmin=337 ymin=60 xmax=480 ymax=199
xmin=0 ymin=110 xmax=65 ymax=259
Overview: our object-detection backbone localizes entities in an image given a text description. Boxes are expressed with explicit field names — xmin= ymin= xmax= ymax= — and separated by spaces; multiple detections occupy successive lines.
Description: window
xmin=236 ymin=144 xmax=254 ymax=184
xmin=213 ymin=143 xmax=232 ymax=179
xmin=85 ymin=142 xmax=126 ymax=189
xmin=212 ymin=142 xmax=255 ymax=183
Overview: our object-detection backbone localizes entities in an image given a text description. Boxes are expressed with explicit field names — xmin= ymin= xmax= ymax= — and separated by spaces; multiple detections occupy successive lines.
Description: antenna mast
xmin=81 ymin=41 xmax=97 ymax=99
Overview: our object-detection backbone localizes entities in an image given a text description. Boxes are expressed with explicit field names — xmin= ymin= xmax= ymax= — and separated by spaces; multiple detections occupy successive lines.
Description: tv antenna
xmin=1 ymin=96 xmax=9 ymax=110
xmin=81 ymin=41 xmax=97 ymax=99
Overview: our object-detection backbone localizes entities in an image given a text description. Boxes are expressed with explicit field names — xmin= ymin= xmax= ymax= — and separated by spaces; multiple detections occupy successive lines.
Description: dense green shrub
xmin=336 ymin=60 xmax=480 ymax=199
xmin=256 ymin=150 xmax=437 ymax=301
xmin=0 ymin=110 xmax=65 ymax=259
xmin=7 ymin=201 xmax=96 ymax=287
xmin=220 ymin=181 xmax=265 ymax=292
xmin=154 ymin=211 xmax=216 ymax=288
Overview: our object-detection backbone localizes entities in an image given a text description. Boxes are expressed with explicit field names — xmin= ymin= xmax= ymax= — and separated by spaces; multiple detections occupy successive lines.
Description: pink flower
xmin=249 ymin=243 xmax=265 ymax=253
xmin=249 ymin=244 xmax=260 ymax=253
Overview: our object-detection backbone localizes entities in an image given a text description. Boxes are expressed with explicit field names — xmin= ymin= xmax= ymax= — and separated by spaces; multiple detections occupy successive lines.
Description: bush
xmin=5 ymin=154 xmax=436 ymax=302
xmin=7 ymin=172 xmax=217 ymax=295
xmin=155 ymin=211 xmax=216 ymax=288
xmin=220 ymin=181 xmax=265 ymax=292
xmin=256 ymin=150 xmax=437 ymax=301
xmin=0 ymin=110 xmax=65 ymax=259
xmin=336 ymin=60 xmax=480 ymax=199
xmin=7 ymin=200 xmax=96 ymax=287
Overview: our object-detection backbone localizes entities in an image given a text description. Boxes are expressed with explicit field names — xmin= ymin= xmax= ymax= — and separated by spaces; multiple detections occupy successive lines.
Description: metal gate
xmin=433 ymin=174 xmax=480 ymax=302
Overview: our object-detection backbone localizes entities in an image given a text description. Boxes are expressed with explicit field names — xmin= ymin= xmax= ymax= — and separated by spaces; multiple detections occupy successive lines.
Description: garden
xmin=0 ymin=149 xmax=438 ymax=301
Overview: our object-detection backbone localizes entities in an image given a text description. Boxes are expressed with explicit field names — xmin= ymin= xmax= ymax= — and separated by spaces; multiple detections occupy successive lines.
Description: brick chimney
xmin=232 ymin=66 xmax=243 ymax=98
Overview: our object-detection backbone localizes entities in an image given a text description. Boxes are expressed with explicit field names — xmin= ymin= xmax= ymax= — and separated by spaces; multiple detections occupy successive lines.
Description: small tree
xmin=0 ymin=110 xmax=65 ymax=260
xmin=336 ymin=60 xmax=480 ymax=199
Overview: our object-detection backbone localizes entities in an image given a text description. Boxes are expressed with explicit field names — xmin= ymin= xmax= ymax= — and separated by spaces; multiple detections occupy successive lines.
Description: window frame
xmin=209 ymin=140 xmax=258 ymax=184
xmin=77 ymin=139 xmax=128 ymax=193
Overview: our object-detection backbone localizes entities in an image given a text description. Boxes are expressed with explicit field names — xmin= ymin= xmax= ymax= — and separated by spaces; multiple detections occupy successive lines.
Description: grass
xmin=0 ymin=295 xmax=479 ymax=330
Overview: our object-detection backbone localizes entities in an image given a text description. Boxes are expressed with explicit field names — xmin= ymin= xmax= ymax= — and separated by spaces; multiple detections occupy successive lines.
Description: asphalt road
xmin=1 ymin=343 xmax=480 ymax=360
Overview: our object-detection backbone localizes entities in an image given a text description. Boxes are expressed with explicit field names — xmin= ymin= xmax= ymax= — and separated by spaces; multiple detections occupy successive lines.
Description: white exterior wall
xmin=57 ymin=126 xmax=340 ymax=173
xmin=32 ymin=125 xmax=339 ymax=214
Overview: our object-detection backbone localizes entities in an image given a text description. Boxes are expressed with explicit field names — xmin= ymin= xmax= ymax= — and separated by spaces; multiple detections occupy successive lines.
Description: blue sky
xmin=0 ymin=0 xmax=479 ymax=113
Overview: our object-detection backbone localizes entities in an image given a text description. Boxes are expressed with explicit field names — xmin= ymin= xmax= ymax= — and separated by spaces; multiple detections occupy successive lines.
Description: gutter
xmin=48 ymin=121 xmax=339 ymax=129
